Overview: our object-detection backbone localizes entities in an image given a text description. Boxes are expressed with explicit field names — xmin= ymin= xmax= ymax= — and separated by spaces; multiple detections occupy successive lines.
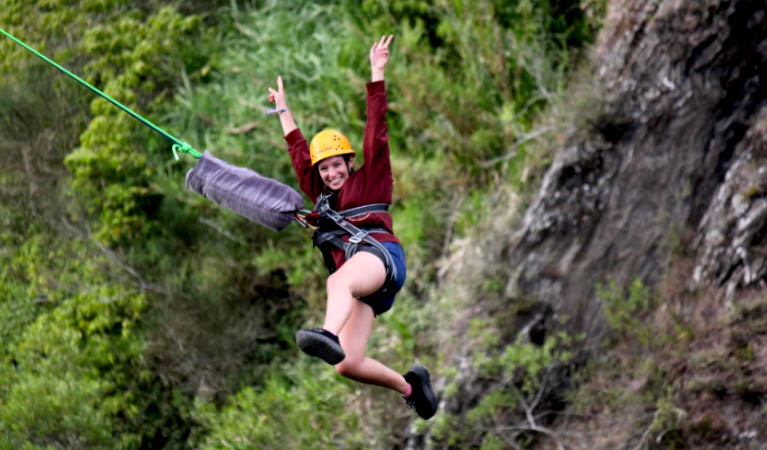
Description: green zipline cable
xmin=0 ymin=26 xmax=201 ymax=160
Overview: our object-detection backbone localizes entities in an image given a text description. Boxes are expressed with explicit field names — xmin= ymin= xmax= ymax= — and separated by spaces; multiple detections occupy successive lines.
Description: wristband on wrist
xmin=266 ymin=107 xmax=288 ymax=115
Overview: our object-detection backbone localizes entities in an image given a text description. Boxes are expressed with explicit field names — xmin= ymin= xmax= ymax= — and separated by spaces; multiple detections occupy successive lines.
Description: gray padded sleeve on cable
xmin=185 ymin=151 xmax=304 ymax=231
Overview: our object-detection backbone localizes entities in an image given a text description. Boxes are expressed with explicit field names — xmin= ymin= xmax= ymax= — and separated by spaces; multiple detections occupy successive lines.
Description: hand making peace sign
xmin=370 ymin=34 xmax=394 ymax=71
xmin=370 ymin=35 xmax=394 ymax=82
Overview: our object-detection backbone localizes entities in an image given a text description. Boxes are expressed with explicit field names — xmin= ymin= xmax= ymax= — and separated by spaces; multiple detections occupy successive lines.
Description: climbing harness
xmin=0 ymin=26 xmax=201 ymax=160
xmin=294 ymin=193 xmax=398 ymax=292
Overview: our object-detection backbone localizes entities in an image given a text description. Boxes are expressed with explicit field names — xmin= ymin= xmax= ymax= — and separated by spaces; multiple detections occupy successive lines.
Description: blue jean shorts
xmin=358 ymin=241 xmax=407 ymax=316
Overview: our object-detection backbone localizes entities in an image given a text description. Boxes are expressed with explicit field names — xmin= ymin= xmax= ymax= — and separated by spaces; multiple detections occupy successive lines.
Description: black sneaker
xmin=295 ymin=328 xmax=345 ymax=365
xmin=403 ymin=364 xmax=438 ymax=420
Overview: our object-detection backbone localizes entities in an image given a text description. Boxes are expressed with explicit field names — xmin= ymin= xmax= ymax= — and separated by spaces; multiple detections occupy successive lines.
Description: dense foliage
xmin=0 ymin=0 xmax=602 ymax=448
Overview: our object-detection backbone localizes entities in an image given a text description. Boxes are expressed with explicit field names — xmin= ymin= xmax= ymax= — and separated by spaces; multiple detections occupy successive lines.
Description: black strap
xmin=313 ymin=228 xmax=390 ymax=247
xmin=337 ymin=203 xmax=388 ymax=218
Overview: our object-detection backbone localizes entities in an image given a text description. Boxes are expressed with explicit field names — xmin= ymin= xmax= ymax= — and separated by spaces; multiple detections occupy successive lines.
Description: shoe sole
xmin=296 ymin=330 xmax=345 ymax=365
xmin=410 ymin=364 xmax=438 ymax=419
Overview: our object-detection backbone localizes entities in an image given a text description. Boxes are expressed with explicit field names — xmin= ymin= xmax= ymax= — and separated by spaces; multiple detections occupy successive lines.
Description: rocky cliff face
xmin=506 ymin=0 xmax=767 ymax=331
xmin=416 ymin=1 xmax=767 ymax=448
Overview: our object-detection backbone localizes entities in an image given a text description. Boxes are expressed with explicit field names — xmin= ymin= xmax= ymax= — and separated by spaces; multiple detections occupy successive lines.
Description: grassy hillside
xmin=0 ymin=0 xmax=602 ymax=448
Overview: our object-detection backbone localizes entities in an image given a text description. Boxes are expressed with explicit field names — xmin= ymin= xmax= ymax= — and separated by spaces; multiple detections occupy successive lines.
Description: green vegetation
xmin=597 ymin=278 xmax=655 ymax=346
xmin=434 ymin=330 xmax=576 ymax=448
xmin=0 ymin=0 xmax=603 ymax=447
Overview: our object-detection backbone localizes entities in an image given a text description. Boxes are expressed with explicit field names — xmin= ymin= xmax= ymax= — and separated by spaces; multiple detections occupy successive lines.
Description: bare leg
xmin=322 ymin=251 xmax=387 ymax=335
xmin=317 ymin=250 xmax=409 ymax=394
xmin=335 ymin=299 xmax=410 ymax=395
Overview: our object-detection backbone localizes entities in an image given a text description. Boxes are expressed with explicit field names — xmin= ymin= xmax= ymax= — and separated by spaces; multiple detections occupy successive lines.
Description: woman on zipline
xmin=267 ymin=35 xmax=438 ymax=420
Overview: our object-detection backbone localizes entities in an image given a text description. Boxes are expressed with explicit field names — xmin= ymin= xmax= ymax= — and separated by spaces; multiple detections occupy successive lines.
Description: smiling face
xmin=317 ymin=155 xmax=353 ymax=190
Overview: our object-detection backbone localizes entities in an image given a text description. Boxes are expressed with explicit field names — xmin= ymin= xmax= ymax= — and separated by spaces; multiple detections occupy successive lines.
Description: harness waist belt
xmin=313 ymin=228 xmax=391 ymax=247
xmin=337 ymin=203 xmax=389 ymax=218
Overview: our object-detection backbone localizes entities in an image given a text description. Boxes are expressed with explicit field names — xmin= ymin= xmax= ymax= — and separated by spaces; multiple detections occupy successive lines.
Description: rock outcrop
xmin=505 ymin=0 xmax=767 ymax=331
xmin=416 ymin=2 xmax=767 ymax=448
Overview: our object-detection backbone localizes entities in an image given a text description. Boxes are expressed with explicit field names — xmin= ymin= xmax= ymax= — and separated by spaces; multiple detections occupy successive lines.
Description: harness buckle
xmin=349 ymin=230 xmax=369 ymax=244
xmin=316 ymin=193 xmax=333 ymax=212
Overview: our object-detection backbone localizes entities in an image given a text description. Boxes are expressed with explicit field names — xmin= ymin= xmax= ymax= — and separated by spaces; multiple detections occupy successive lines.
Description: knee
xmin=335 ymin=357 xmax=361 ymax=378
xmin=326 ymin=271 xmax=348 ymax=294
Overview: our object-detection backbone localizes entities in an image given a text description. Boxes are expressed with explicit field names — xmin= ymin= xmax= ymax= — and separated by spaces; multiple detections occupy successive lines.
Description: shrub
xmin=192 ymin=364 xmax=365 ymax=449
xmin=597 ymin=278 xmax=655 ymax=346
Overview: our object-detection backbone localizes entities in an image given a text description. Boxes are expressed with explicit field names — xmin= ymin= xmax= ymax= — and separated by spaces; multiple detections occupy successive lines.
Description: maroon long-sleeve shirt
xmin=285 ymin=80 xmax=401 ymax=271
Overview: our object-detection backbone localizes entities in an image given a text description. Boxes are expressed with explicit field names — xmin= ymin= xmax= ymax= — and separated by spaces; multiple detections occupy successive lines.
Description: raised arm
xmin=361 ymin=35 xmax=395 ymax=193
xmin=370 ymin=34 xmax=393 ymax=82
xmin=268 ymin=75 xmax=320 ymax=199
xmin=268 ymin=75 xmax=297 ymax=136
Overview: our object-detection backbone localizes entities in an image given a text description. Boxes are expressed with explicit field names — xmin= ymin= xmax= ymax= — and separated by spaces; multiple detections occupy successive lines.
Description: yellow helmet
xmin=310 ymin=129 xmax=355 ymax=166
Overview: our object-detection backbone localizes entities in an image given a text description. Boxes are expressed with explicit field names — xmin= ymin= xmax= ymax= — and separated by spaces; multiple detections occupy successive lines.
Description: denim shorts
xmin=358 ymin=241 xmax=407 ymax=316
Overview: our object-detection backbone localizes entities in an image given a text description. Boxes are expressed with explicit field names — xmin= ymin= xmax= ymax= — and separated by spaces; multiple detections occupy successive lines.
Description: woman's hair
xmin=345 ymin=154 xmax=354 ymax=175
